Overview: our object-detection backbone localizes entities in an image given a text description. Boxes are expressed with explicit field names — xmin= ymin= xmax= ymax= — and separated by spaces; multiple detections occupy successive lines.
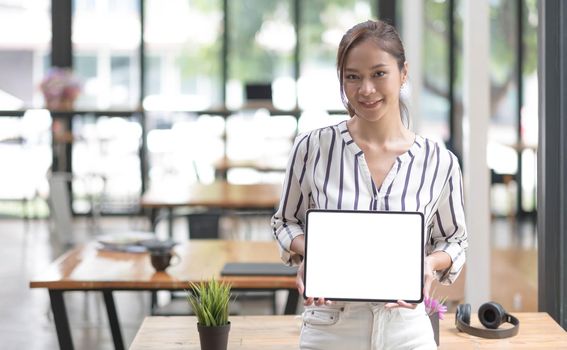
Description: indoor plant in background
xmin=425 ymin=296 xmax=447 ymax=346
xmin=40 ymin=67 xmax=81 ymax=111
xmin=187 ymin=278 xmax=233 ymax=350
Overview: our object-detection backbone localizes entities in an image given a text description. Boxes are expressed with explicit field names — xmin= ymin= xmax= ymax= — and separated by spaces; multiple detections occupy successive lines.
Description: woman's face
xmin=343 ymin=39 xmax=407 ymax=123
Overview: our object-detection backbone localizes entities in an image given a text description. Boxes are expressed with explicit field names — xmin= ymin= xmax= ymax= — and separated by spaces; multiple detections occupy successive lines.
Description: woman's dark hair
xmin=337 ymin=20 xmax=409 ymax=125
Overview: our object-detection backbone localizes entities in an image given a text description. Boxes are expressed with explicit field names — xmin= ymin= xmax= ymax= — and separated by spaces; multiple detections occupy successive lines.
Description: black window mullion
xmin=448 ymin=0 xmax=457 ymax=159
xmin=139 ymin=0 xmax=148 ymax=193
xmin=378 ymin=0 xmax=397 ymax=27
xmin=51 ymin=0 xmax=72 ymax=68
xmin=221 ymin=0 xmax=229 ymax=159
xmin=222 ymin=0 xmax=229 ymax=106
xmin=293 ymin=0 xmax=300 ymax=110
xmin=538 ymin=0 xmax=567 ymax=329
xmin=516 ymin=0 xmax=525 ymax=217
xmin=51 ymin=0 xmax=74 ymax=214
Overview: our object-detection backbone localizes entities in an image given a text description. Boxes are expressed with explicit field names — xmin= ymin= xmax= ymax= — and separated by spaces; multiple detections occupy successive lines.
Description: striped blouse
xmin=271 ymin=120 xmax=468 ymax=285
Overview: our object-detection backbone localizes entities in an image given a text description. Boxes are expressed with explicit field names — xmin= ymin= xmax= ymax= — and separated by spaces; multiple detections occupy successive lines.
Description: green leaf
xmin=186 ymin=277 xmax=233 ymax=326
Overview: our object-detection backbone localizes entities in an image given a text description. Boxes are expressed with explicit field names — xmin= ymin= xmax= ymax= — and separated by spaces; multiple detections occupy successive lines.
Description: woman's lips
xmin=359 ymin=99 xmax=383 ymax=108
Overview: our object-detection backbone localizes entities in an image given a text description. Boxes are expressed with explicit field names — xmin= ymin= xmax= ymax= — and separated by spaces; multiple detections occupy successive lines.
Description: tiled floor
xmin=0 ymin=215 xmax=537 ymax=349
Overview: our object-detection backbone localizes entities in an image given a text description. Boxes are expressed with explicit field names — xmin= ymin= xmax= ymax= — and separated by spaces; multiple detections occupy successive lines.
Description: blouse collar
xmin=337 ymin=120 xmax=424 ymax=162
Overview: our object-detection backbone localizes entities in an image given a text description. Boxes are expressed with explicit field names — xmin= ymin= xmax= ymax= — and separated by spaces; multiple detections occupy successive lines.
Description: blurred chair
xmin=490 ymin=169 xmax=518 ymax=220
xmin=48 ymin=171 xmax=155 ymax=246
xmin=46 ymin=172 xmax=107 ymax=322
xmin=46 ymin=172 xmax=111 ymax=253
xmin=151 ymin=211 xmax=277 ymax=316
xmin=187 ymin=209 xmax=221 ymax=239
xmin=47 ymin=172 xmax=75 ymax=249
xmin=48 ymin=171 xmax=152 ymax=323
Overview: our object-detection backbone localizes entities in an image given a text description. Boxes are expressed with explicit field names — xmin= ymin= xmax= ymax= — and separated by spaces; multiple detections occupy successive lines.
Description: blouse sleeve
xmin=271 ymin=133 xmax=311 ymax=266
xmin=429 ymin=153 xmax=468 ymax=285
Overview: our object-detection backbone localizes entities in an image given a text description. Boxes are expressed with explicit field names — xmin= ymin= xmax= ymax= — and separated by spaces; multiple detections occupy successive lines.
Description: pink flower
xmin=40 ymin=67 xmax=81 ymax=101
xmin=424 ymin=296 xmax=448 ymax=320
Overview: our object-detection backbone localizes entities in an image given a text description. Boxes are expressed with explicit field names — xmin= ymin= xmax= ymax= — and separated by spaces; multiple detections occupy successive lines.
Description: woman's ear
xmin=401 ymin=61 xmax=409 ymax=85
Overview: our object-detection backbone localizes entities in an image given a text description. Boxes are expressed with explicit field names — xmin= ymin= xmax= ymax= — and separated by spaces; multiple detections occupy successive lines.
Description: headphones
xmin=455 ymin=302 xmax=520 ymax=339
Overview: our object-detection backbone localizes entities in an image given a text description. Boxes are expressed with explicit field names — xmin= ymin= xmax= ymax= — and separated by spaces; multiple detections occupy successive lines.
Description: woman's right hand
xmin=297 ymin=260 xmax=330 ymax=306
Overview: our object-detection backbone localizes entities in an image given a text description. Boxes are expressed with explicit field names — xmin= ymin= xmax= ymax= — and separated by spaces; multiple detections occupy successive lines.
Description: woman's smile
xmin=358 ymin=98 xmax=384 ymax=109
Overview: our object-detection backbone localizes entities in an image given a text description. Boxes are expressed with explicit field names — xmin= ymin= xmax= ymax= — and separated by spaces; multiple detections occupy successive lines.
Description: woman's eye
xmin=346 ymin=74 xmax=359 ymax=80
xmin=373 ymin=71 xmax=386 ymax=77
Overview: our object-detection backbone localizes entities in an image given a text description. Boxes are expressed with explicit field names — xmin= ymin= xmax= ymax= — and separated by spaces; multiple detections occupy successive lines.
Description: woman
xmin=271 ymin=20 xmax=468 ymax=349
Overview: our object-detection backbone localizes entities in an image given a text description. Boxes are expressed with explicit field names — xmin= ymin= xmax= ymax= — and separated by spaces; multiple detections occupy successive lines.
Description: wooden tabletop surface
xmin=213 ymin=157 xmax=287 ymax=173
xmin=140 ymin=181 xmax=282 ymax=209
xmin=29 ymin=240 xmax=295 ymax=290
xmin=129 ymin=313 xmax=567 ymax=349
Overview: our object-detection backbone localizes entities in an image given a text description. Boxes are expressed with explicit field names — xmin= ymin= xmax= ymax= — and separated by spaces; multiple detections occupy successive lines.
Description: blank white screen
xmin=304 ymin=210 xmax=423 ymax=302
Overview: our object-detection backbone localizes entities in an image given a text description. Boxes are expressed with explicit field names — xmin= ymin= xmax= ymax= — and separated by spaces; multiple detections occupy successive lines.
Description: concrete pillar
xmin=462 ymin=0 xmax=491 ymax=309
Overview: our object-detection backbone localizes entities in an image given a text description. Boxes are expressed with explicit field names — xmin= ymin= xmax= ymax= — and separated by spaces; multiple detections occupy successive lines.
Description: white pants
xmin=300 ymin=302 xmax=436 ymax=350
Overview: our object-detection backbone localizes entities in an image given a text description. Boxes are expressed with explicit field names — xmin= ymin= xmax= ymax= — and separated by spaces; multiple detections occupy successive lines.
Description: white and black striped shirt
xmin=271 ymin=120 xmax=467 ymax=285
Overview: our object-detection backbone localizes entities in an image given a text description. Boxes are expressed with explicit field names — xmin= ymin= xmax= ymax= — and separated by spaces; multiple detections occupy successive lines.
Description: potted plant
xmin=186 ymin=278 xmax=233 ymax=350
xmin=40 ymin=67 xmax=81 ymax=111
xmin=425 ymin=296 xmax=448 ymax=346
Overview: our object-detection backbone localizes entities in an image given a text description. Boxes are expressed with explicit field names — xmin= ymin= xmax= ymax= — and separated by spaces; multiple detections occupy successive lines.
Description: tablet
xmin=304 ymin=209 xmax=424 ymax=303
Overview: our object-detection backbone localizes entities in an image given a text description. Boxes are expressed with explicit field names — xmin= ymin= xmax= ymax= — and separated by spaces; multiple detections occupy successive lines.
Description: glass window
xmin=486 ymin=0 xmax=520 ymax=217
xmin=488 ymin=0 xmax=519 ymax=151
xmin=0 ymin=0 xmax=51 ymax=109
xmin=225 ymin=112 xmax=296 ymax=184
xmin=0 ymin=1 xmax=51 ymax=215
xmin=144 ymin=0 xmax=224 ymax=188
xmin=227 ymin=0 xmax=294 ymax=110
xmin=111 ymin=55 xmax=137 ymax=107
xmin=421 ymin=0 xmax=450 ymax=142
xmin=144 ymin=0 xmax=222 ymax=111
xmin=72 ymin=0 xmax=140 ymax=109
xmin=0 ymin=110 xmax=52 ymax=217
xmin=145 ymin=55 xmax=162 ymax=96
xmin=146 ymin=111 xmax=225 ymax=187
xmin=299 ymin=0 xmax=374 ymax=111
xmin=74 ymin=55 xmax=98 ymax=106
xmin=72 ymin=114 xmax=142 ymax=213
xmin=520 ymin=0 xmax=538 ymax=213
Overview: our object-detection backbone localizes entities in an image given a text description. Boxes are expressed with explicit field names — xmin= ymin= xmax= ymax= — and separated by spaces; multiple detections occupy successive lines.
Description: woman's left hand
xmin=384 ymin=256 xmax=435 ymax=310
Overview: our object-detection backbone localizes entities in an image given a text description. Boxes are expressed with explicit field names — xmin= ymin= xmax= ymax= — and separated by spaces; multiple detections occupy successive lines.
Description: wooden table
xmin=213 ymin=157 xmax=287 ymax=179
xmin=30 ymin=240 xmax=296 ymax=350
xmin=130 ymin=313 xmax=567 ymax=350
xmin=140 ymin=181 xmax=282 ymax=237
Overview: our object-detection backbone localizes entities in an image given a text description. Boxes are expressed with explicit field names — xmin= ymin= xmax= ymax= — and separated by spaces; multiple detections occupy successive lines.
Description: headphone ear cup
xmin=457 ymin=303 xmax=471 ymax=325
xmin=478 ymin=302 xmax=507 ymax=329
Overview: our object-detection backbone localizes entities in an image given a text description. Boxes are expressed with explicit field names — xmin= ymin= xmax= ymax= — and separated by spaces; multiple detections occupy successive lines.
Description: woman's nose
xmin=359 ymin=79 xmax=376 ymax=95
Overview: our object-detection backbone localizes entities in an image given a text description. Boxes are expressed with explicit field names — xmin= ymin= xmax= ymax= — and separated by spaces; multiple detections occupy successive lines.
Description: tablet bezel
xmin=303 ymin=209 xmax=424 ymax=303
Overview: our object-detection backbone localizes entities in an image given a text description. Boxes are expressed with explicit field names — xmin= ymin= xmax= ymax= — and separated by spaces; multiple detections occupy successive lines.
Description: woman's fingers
xmin=297 ymin=262 xmax=314 ymax=306
xmin=303 ymin=295 xmax=330 ymax=306
xmin=384 ymin=300 xmax=418 ymax=309
xmin=296 ymin=277 xmax=304 ymax=294
xmin=296 ymin=262 xmax=305 ymax=294
xmin=396 ymin=299 xmax=417 ymax=309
